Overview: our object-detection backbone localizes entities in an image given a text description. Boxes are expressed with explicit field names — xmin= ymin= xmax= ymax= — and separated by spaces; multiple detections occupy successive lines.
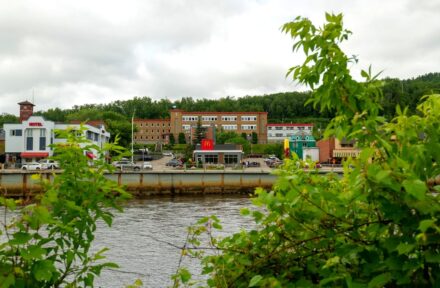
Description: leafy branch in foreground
xmin=0 ymin=126 xmax=131 ymax=287
xmin=173 ymin=13 xmax=440 ymax=287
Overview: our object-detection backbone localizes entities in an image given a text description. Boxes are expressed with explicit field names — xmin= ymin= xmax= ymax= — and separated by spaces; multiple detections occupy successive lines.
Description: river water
xmin=93 ymin=195 xmax=254 ymax=287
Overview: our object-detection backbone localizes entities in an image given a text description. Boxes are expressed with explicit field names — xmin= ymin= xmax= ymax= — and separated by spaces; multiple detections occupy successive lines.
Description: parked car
xmin=162 ymin=152 xmax=174 ymax=157
xmin=142 ymin=162 xmax=153 ymax=170
xmin=165 ymin=159 xmax=182 ymax=167
xmin=38 ymin=159 xmax=60 ymax=169
xmin=112 ymin=160 xmax=142 ymax=171
xmin=243 ymin=161 xmax=261 ymax=168
xmin=21 ymin=162 xmax=43 ymax=170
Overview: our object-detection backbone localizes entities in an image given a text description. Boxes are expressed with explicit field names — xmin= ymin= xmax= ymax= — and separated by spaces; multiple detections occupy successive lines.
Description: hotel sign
xmin=29 ymin=122 xmax=43 ymax=127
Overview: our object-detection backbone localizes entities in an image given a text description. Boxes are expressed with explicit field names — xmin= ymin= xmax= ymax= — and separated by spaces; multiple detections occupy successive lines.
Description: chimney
xmin=18 ymin=100 xmax=35 ymax=122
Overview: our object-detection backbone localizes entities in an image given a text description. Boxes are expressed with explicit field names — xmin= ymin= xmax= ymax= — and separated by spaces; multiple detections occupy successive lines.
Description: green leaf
xmin=419 ymin=219 xmax=435 ymax=232
xmin=32 ymin=260 xmax=55 ymax=281
xmin=368 ymin=273 xmax=392 ymax=288
xmin=403 ymin=179 xmax=427 ymax=200
xmin=179 ymin=268 xmax=191 ymax=284
xmin=249 ymin=275 xmax=263 ymax=287
xmin=397 ymin=243 xmax=415 ymax=255
xmin=10 ymin=232 xmax=32 ymax=245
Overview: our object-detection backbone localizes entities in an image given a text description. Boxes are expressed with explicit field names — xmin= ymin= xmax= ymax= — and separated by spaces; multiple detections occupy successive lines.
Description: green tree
xmin=0 ymin=127 xmax=130 ymax=287
xmin=251 ymin=132 xmax=258 ymax=144
xmin=178 ymin=132 xmax=187 ymax=144
xmin=193 ymin=117 xmax=205 ymax=145
xmin=0 ymin=113 xmax=19 ymax=128
xmin=225 ymin=137 xmax=250 ymax=154
xmin=240 ymin=132 xmax=247 ymax=140
xmin=173 ymin=13 xmax=440 ymax=287
xmin=169 ymin=133 xmax=176 ymax=145
xmin=216 ymin=131 xmax=239 ymax=145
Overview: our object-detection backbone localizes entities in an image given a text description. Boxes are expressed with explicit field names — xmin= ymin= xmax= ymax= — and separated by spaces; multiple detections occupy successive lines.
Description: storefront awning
xmin=333 ymin=149 xmax=360 ymax=158
xmin=20 ymin=152 xmax=49 ymax=158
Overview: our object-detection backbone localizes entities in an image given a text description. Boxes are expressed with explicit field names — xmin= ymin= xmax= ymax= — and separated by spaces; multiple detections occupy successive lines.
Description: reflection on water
xmin=94 ymin=194 xmax=254 ymax=287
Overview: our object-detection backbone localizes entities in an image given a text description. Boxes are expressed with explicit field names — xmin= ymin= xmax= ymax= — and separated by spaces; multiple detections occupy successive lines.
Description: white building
xmin=3 ymin=101 xmax=110 ymax=165
xmin=267 ymin=123 xmax=314 ymax=143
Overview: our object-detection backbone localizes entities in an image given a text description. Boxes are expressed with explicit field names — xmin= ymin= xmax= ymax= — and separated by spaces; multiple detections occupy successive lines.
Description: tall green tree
xmin=169 ymin=133 xmax=176 ymax=145
xmin=193 ymin=117 xmax=205 ymax=145
xmin=251 ymin=132 xmax=258 ymax=144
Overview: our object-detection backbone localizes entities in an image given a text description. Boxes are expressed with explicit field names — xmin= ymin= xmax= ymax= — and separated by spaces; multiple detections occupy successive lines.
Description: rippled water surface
xmin=93 ymin=195 xmax=253 ymax=287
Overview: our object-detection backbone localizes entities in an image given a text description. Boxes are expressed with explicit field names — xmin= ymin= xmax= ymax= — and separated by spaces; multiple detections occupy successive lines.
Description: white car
xmin=142 ymin=162 xmax=153 ymax=170
xmin=21 ymin=162 xmax=43 ymax=170
xmin=38 ymin=159 xmax=60 ymax=169
xmin=162 ymin=152 xmax=174 ymax=157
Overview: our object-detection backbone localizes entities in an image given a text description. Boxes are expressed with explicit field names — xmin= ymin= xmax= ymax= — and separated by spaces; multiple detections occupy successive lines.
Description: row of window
xmin=268 ymin=126 xmax=312 ymax=130
xmin=134 ymin=135 xmax=164 ymax=140
xmin=25 ymin=136 xmax=47 ymax=151
xmin=138 ymin=123 xmax=170 ymax=127
xmin=268 ymin=133 xmax=313 ymax=137
xmin=10 ymin=128 xmax=107 ymax=142
xmin=187 ymin=125 xmax=257 ymax=131
xmin=182 ymin=116 xmax=257 ymax=122
xmin=194 ymin=154 xmax=239 ymax=164
xmin=136 ymin=129 xmax=170 ymax=133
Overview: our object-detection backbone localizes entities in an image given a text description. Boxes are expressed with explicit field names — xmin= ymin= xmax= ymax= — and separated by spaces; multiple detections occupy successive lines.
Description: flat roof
xmin=267 ymin=123 xmax=314 ymax=127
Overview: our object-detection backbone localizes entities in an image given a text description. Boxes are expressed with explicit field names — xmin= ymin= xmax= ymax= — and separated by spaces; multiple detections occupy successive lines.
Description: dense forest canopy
xmin=1 ymin=72 xmax=439 ymax=128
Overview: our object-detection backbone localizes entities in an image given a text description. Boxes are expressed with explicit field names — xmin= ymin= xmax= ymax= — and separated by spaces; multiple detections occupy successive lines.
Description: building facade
xmin=133 ymin=119 xmax=171 ymax=144
xmin=3 ymin=102 xmax=110 ymax=165
xmin=170 ymin=109 xmax=268 ymax=144
xmin=193 ymin=144 xmax=243 ymax=165
xmin=267 ymin=123 xmax=314 ymax=143
xmin=317 ymin=138 xmax=360 ymax=164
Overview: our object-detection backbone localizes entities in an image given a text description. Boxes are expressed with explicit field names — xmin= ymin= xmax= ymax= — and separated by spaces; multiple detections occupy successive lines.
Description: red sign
xmin=201 ymin=139 xmax=214 ymax=150
xmin=29 ymin=122 xmax=43 ymax=126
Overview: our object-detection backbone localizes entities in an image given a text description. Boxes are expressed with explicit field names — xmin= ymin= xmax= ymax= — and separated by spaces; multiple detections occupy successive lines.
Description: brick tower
xmin=18 ymin=100 xmax=35 ymax=122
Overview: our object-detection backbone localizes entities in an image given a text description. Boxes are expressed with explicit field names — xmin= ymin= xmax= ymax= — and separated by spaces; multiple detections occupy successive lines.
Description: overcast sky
xmin=0 ymin=0 xmax=439 ymax=115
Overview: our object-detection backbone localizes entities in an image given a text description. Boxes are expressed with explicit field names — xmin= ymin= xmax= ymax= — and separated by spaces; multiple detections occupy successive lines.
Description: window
xmin=10 ymin=129 xmax=22 ymax=136
xmin=224 ymin=154 xmax=238 ymax=164
xmin=241 ymin=116 xmax=257 ymax=121
xmin=241 ymin=125 xmax=256 ymax=130
xmin=286 ymin=127 xmax=294 ymax=130
xmin=222 ymin=125 xmax=237 ymax=130
xmin=182 ymin=125 xmax=190 ymax=130
xmin=275 ymin=133 xmax=283 ymax=137
xmin=39 ymin=129 xmax=46 ymax=137
xmin=26 ymin=130 xmax=33 ymax=150
xmin=275 ymin=127 xmax=283 ymax=130
xmin=39 ymin=136 xmax=46 ymax=150
xmin=202 ymin=116 xmax=218 ymax=121
xmin=94 ymin=133 xmax=99 ymax=141
xmin=204 ymin=154 xmax=218 ymax=164
xmin=182 ymin=116 xmax=198 ymax=121
xmin=221 ymin=116 xmax=237 ymax=121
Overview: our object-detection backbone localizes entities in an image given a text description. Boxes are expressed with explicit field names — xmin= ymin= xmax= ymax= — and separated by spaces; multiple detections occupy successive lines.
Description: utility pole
xmin=131 ymin=109 xmax=135 ymax=163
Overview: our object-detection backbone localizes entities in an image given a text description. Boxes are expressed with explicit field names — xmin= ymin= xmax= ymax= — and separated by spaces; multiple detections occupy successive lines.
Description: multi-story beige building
xmin=169 ymin=109 xmax=268 ymax=144
xmin=133 ymin=119 xmax=171 ymax=144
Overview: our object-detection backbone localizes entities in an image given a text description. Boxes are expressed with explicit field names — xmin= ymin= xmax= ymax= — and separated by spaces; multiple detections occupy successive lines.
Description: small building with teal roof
xmin=289 ymin=131 xmax=317 ymax=159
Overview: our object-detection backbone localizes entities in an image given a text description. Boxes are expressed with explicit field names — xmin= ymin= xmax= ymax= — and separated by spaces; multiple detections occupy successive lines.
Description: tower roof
xmin=18 ymin=100 xmax=35 ymax=106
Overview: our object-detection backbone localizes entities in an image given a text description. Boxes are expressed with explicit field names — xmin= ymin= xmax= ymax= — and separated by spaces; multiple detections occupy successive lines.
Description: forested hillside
xmin=1 ymin=72 xmax=439 ymax=127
